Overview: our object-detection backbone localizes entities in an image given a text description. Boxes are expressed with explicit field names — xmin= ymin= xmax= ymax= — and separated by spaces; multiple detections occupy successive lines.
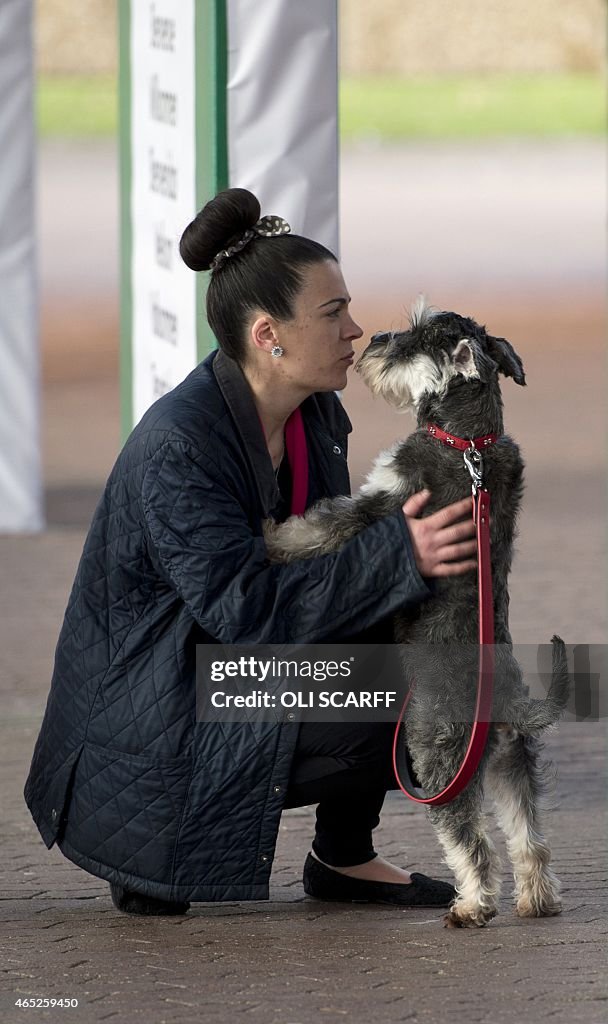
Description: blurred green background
xmin=37 ymin=72 xmax=604 ymax=140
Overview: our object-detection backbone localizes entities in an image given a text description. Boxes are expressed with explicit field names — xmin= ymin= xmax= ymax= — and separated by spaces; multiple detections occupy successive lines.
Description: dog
xmin=264 ymin=298 xmax=570 ymax=928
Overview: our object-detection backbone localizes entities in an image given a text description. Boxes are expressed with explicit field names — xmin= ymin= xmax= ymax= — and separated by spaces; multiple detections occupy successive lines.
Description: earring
xmin=271 ymin=345 xmax=284 ymax=358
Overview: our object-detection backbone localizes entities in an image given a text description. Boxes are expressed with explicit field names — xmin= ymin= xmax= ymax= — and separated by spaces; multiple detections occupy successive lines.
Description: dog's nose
xmin=369 ymin=331 xmax=390 ymax=347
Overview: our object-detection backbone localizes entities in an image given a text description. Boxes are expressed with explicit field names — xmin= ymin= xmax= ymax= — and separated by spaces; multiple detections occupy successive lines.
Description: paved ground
xmin=0 ymin=141 xmax=605 ymax=1022
xmin=1 ymin=718 xmax=605 ymax=1024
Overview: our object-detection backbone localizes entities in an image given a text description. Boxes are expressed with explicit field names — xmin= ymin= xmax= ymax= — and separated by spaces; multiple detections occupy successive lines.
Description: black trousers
xmin=283 ymin=720 xmax=401 ymax=866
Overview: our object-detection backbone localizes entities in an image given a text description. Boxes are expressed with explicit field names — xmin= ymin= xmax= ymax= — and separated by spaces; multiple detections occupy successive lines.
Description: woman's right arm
xmin=141 ymin=440 xmax=432 ymax=644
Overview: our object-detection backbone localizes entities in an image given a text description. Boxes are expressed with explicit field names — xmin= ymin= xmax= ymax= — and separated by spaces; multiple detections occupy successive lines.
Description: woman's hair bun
xmin=179 ymin=188 xmax=261 ymax=271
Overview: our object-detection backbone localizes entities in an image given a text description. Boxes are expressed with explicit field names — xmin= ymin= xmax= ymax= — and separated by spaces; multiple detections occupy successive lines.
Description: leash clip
xmin=463 ymin=442 xmax=484 ymax=496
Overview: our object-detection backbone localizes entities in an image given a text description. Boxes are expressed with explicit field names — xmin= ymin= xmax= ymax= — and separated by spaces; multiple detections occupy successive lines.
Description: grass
xmin=37 ymin=75 xmax=118 ymax=137
xmin=339 ymin=73 xmax=605 ymax=140
xmin=36 ymin=72 xmax=605 ymax=140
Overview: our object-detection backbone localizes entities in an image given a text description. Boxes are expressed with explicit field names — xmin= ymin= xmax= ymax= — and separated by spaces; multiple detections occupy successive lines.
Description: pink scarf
xmin=284 ymin=407 xmax=309 ymax=515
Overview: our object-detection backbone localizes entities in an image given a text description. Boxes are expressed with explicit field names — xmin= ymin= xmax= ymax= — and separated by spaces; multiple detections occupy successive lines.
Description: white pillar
xmin=0 ymin=0 xmax=42 ymax=532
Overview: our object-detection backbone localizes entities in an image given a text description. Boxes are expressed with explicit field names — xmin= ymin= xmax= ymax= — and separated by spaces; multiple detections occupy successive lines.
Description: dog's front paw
xmin=262 ymin=518 xmax=283 ymax=563
xmin=262 ymin=514 xmax=328 ymax=563
xmin=443 ymin=901 xmax=497 ymax=928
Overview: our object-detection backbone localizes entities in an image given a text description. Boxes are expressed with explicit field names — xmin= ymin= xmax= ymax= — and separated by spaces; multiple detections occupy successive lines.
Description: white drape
xmin=0 ymin=0 xmax=42 ymax=532
xmin=227 ymin=0 xmax=339 ymax=256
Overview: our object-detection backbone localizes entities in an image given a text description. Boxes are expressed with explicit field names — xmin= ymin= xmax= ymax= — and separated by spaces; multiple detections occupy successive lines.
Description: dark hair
xmin=179 ymin=188 xmax=337 ymax=362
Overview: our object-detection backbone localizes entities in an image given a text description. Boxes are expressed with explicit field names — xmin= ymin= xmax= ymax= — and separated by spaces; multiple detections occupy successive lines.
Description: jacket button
xmin=332 ymin=444 xmax=342 ymax=455
xmin=273 ymin=785 xmax=281 ymax=793
xmin=260 ymin=854 xmax=269 ymax=863
xmin=285 ymin=712 xmax=296 ymax=721
xmin=51 ymin=809 xmax=57 ymax=821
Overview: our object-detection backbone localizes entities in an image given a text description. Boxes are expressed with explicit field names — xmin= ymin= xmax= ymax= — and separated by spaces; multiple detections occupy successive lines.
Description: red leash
xmin=392 ymin=425 xmax=497 ymax=805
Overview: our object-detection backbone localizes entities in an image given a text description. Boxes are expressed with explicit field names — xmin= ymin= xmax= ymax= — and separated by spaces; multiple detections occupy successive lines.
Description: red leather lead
xmin=392 ymin=444 xmax=496 ymax=805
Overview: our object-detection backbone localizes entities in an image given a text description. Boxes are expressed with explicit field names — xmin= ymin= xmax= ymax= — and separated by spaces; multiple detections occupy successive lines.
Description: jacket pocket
xmin=60 ymin=742 xmax=189 ymax=884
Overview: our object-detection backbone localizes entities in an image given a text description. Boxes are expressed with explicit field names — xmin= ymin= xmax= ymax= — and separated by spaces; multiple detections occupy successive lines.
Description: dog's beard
xmin=358 ymin=351 xmax=455 ymax=412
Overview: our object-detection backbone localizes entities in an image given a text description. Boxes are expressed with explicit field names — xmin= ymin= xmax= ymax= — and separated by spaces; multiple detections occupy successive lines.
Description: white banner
xmin=227 ymin=0 xmax=339 ymax=255
xmin=124 ymin=0 xmax=340 ymax=431
xmin=130 ymin=0 xmax=198 ymax=424
xmin=0 ymin=0 xmax=42 ymax=532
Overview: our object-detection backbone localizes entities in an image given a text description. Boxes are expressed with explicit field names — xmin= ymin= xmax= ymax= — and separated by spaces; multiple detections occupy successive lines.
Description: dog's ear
xmin=451 ymin=338 xmax=500 ymax=383
xmin=485 ymin=335 xmax=526 ymax=386
xmin=451 ymin=339 xmax=479 ymax=379
xmin=451 ymin=338 xmax=499 ymax=381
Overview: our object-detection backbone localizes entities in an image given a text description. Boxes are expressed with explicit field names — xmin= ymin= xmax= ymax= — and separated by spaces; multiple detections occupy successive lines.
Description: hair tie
xmin=210 ymin=215 xmax=291 ymax=271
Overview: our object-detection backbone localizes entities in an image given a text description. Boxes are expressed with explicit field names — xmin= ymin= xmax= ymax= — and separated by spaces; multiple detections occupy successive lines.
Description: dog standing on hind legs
xmin=264 ymin=298 xmax=570 ymax=928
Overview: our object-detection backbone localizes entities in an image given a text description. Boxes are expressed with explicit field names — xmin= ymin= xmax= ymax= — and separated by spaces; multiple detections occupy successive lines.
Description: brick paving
xmin=0 ymin=140 xmax=605 ymax=1023
xmin=1 ymin=708 xmax=605 ymax=1023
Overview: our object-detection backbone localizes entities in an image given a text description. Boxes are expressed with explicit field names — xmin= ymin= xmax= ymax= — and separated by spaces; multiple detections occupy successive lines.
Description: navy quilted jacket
xmin=24 ymin=349 xmax=432 ymax=902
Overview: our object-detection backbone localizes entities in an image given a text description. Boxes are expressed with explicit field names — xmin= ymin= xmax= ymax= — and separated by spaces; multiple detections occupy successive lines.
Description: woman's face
xmin=253 ymin=260 xmax=364 ymax=393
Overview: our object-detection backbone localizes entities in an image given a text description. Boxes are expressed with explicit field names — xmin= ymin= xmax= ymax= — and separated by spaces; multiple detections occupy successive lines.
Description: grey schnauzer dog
xmin=264 ymin=299 xmax=570 ymax=928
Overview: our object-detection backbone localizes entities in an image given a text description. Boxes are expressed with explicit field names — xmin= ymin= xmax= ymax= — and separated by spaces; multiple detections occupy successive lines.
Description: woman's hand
xmin=402 ymin=489 xmax=478 ymax=578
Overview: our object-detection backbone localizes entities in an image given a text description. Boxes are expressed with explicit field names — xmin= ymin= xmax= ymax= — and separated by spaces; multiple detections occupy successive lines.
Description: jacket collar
xmin=212 ymin=349 xmax=279 ymax=516
xmin=211 ymin=348 xmax=352 ymax=517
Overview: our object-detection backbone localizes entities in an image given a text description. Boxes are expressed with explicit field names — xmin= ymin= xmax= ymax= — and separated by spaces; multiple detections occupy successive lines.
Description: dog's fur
xmin=264 ymin=299 xmax=569 ymax=928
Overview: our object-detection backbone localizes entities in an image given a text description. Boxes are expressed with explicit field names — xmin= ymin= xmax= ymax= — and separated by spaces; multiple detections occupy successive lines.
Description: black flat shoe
xmin=303 ymin=853 xmax=456 ymax=908
xmin=110 ymin=883 xmax=190 ymax=916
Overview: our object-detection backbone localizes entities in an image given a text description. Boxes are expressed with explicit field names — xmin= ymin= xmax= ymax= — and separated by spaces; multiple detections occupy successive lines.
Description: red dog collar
xmin=426 ymin=422 xmax=498 ymax=450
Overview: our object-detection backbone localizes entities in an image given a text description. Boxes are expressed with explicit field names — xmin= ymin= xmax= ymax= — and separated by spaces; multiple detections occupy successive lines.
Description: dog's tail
xmin=512 ymin=635 xmax=571 ymax=735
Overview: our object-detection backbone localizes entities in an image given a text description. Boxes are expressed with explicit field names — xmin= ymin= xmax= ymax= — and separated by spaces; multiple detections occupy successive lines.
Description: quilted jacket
xmin=24 ymin=349 xmax=433 ymax=902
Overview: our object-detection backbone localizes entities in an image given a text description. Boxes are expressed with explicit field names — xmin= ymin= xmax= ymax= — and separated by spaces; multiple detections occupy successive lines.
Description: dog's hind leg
xmin=487 ymin=729 xmax=562 ymax=918
xmin=421 ymin=763 xmax=502 ymax=928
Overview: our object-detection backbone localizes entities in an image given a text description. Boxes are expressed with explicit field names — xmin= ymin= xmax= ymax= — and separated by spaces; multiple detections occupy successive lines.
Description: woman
xmin=24 ymin=189 xmax=478 ymax=915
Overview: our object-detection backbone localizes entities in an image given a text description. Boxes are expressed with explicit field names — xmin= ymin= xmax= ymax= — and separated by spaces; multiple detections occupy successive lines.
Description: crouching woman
xmin=24 ymin=189 xmax=477 ymax=914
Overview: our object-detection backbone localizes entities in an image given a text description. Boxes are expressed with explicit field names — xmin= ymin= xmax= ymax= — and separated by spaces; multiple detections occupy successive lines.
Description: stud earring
xmin=271 ymin=345 xmax=284 ymax=358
